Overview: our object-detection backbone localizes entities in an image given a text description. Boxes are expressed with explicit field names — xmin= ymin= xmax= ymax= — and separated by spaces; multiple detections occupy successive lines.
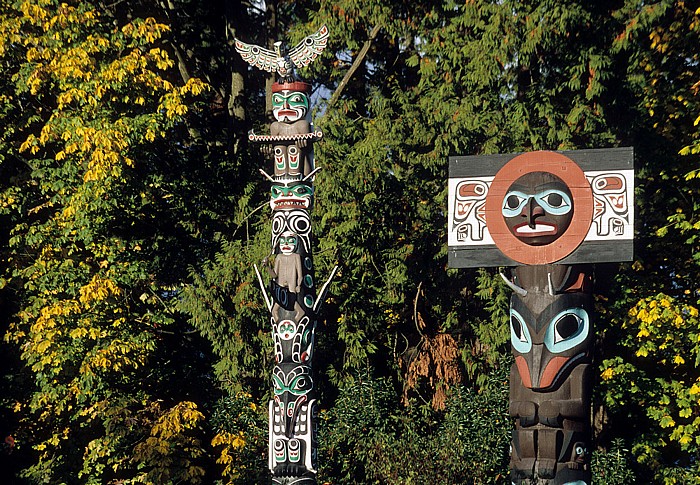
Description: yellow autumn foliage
xmin=625 ymin=293 xmax=700 ymax=453
xmin=211 ymin=431 xmax=248 ymax=480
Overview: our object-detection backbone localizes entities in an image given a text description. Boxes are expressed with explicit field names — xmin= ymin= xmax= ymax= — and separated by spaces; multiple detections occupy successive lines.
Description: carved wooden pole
xmin=235 ymin=25 xmax=335 ymax=485
xmin=448 ymin=149 xmax=634 ymax=484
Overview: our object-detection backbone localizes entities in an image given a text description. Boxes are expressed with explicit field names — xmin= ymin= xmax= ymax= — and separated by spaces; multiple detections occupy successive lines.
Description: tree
xmin=0 ymin=0 xmax=224 ymax=482
xmin=2 ymin=0 xmax=700 ymax=483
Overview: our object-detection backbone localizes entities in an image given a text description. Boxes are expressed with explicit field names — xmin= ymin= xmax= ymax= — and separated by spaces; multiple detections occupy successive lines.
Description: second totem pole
xmin=448 ymin=148 xmax=634 ymax=484
xmin=235 ymin=25 xmax=335 ymax=485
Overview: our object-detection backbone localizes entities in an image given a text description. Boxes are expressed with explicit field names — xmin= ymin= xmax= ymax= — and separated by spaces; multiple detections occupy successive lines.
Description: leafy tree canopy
xmin=0 ymin=0 xmax=699 ymax=483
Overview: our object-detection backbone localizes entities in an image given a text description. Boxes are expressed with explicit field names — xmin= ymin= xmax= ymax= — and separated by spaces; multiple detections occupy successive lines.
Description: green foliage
xmin=1 ymin=0 xmax=699 ymax=482
xmin=591 ymin=438 xmax=637 ymax=485
xmin=0 ymin=0 xmax=227 ymax=482
xmin=318 ymin=366 xmax=511 ymax=485
xmin=209 ymin=392 xmax=268 ymax=485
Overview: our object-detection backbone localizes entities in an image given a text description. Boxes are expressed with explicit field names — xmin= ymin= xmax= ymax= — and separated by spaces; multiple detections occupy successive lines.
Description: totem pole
xmin=235 ymin=25 xmax=336 ymax=485
xmin=447 ymin=149 xmax=634 ymax=484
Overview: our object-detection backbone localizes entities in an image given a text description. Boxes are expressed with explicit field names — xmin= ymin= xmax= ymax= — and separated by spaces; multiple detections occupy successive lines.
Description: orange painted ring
xmin=485 ymin=151 xmax=593 ymax=265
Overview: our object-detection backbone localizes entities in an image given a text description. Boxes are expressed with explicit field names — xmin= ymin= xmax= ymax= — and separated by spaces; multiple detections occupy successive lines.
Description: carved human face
xmin=272 ymin=90 xmax=309 ymax=122
xmin=502 ymin=172 xmax=573 ymax=246
xmin=279 ymin=232 xmax=298 ymax=255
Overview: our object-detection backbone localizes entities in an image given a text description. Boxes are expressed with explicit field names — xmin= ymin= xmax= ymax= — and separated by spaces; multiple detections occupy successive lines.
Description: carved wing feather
xmin=288 ymin=24 xmax=329 ymax=68
xmin=234 ymin=38 xmax=280 ymax=74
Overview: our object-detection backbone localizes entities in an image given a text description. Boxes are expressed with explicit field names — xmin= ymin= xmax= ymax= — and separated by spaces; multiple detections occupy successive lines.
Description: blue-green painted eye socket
xmin=272 ymin=93 xmax=285 ymax=108
xmin=288 ymin=375 xmax=310 ymax=395
xmin=536 ymin=189 xmax=572 ymax=215
xmin=273 ymin=373 xmax=285 ymax=395
xmin=510 ymin=309 xmax=532 ymax=354
xmin=544 ymin=308 xmax=589 ymax=353
xmin=272 ymin=92 xmax=309 ymax=110
xmin=502 ymin=189 xmax=573 ymax=217
xmin=502 ymin=191 xmax=530 ymax=217
xmin=292 ymin=185 xmax=312 ymax=197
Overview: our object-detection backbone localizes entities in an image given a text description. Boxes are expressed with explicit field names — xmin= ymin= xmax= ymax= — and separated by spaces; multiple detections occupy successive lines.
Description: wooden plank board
xmin=447 ymin=148 xmax=634 ymax=267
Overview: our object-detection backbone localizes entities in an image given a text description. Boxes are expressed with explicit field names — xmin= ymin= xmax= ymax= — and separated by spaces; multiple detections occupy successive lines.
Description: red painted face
xmin=502 ymin=172 xmax=574 ymax=246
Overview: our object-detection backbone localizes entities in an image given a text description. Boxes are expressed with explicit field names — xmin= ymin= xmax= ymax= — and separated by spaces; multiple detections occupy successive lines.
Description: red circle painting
xmin=485 ymin=151 xmax=593 ymax=265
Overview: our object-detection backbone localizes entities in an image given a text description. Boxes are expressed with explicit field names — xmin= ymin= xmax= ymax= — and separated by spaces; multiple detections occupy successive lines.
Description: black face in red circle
xmin=502 ymin=172 xmax=574 ymax=246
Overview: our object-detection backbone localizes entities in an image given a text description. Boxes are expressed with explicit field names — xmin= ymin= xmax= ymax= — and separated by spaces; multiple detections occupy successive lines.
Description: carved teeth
xmin=514 ymin=223 xmax=556 ymax=235
xmin=273 ymin=198 xmax=309 ymax=210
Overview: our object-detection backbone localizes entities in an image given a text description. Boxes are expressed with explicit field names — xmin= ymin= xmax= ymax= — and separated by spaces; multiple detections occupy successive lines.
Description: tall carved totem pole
xmin=235 ymin=25 xmax=335 ymax=485
xmin=448 ymin=149 xmax=634 ymax=484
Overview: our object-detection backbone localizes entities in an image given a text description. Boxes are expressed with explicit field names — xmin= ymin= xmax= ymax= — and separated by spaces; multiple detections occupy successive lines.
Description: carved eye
xmin=272 ymin=372 xmax=285 ymax=395
xmin=288 ymin=373 xmax=312 ymax=395
xmin=544 ymin=192 xmax=562 ymax=207
xmin=502 ymin=191 xmax=529 ymax=217
xmin=287 ymin=211 xmax=310 ymax=234
xmin=293 ymin=185 xmax=310 ymax=196
xmin=512 ymin=315 xmax=526 ymax=343
xmin=545 ymin=308 xmax=589 ymax=353
xmin=271 ymin=212 xmax=286 ymax=235
xmin=554 ymin=314 xmax=581 ymax=343
xmin=510 ymin=309 xmax=532 ymax=354
xmin=537 ymin=190 xmax=572 ymax=215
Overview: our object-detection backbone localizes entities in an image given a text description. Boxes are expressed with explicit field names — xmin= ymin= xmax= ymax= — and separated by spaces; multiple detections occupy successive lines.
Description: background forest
xmin=0 ymin=0 xmax=699 ymax=483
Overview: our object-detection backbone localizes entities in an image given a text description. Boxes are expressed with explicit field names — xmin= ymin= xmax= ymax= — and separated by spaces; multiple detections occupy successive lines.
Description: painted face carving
xmin=502 ymin=172 xmax=574 ymax=246
xmin=510 ymin=293 xmax=592 ymax=391
xmin=270 ymin=183 xmax=314 ymax=211
xmin=279 ymin=232 xmax=298 ymax=255
xmin=273 ymin=364 xmax=313 ymax=437
xmin=272 ymin=90 xmax=309 ymax=122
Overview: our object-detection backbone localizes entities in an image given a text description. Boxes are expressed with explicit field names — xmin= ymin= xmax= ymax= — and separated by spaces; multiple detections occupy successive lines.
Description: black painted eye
xmin=289 ymin=213 xmax=310 ymax=234
xmin=554 ymin=314 xmax=581 ymax=343
xmin=272 ymin=213 xmax=285 ymax=234
xmin=506 ymin=194 xmax=522 ymax=209
xmin=511 ymin=314 xmax=523 ymax=341
xmin=544 ymin=192 xmax=563 ymax=207
xmin=510 ymin=309 xmax=532 ymax=353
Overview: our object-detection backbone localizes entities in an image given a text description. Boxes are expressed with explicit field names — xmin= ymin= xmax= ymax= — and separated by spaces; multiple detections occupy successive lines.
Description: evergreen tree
xmin=1 ymin=0 xmax=699 ymax=483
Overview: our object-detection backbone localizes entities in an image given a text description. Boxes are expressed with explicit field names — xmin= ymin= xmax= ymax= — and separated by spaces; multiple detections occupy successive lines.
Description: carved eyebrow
xmin=507 ymin=181 xmax=568 ymax=192
xmin=535 ymin=181 xmax=568 ymax=191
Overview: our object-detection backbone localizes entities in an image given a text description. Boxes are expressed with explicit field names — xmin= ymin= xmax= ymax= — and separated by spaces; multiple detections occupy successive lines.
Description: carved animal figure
xmin=235 ymin=25 xmax=329 ymax=82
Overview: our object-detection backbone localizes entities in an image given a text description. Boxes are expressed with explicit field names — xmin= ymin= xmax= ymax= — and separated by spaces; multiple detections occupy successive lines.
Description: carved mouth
xmin=277 ymin=109 xmax=298 ymax=119
xmin=513 ymin=222 xmax=557 ymax=237
xmin=273 ymin=198 xmax=309 ymax=210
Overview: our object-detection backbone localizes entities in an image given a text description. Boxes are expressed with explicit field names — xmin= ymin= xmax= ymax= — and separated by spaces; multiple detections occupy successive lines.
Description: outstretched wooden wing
xmin=288 ymin=25 xmax=329 ymax=69
xmin=234 ymin=39 xmax=280 ymax=74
